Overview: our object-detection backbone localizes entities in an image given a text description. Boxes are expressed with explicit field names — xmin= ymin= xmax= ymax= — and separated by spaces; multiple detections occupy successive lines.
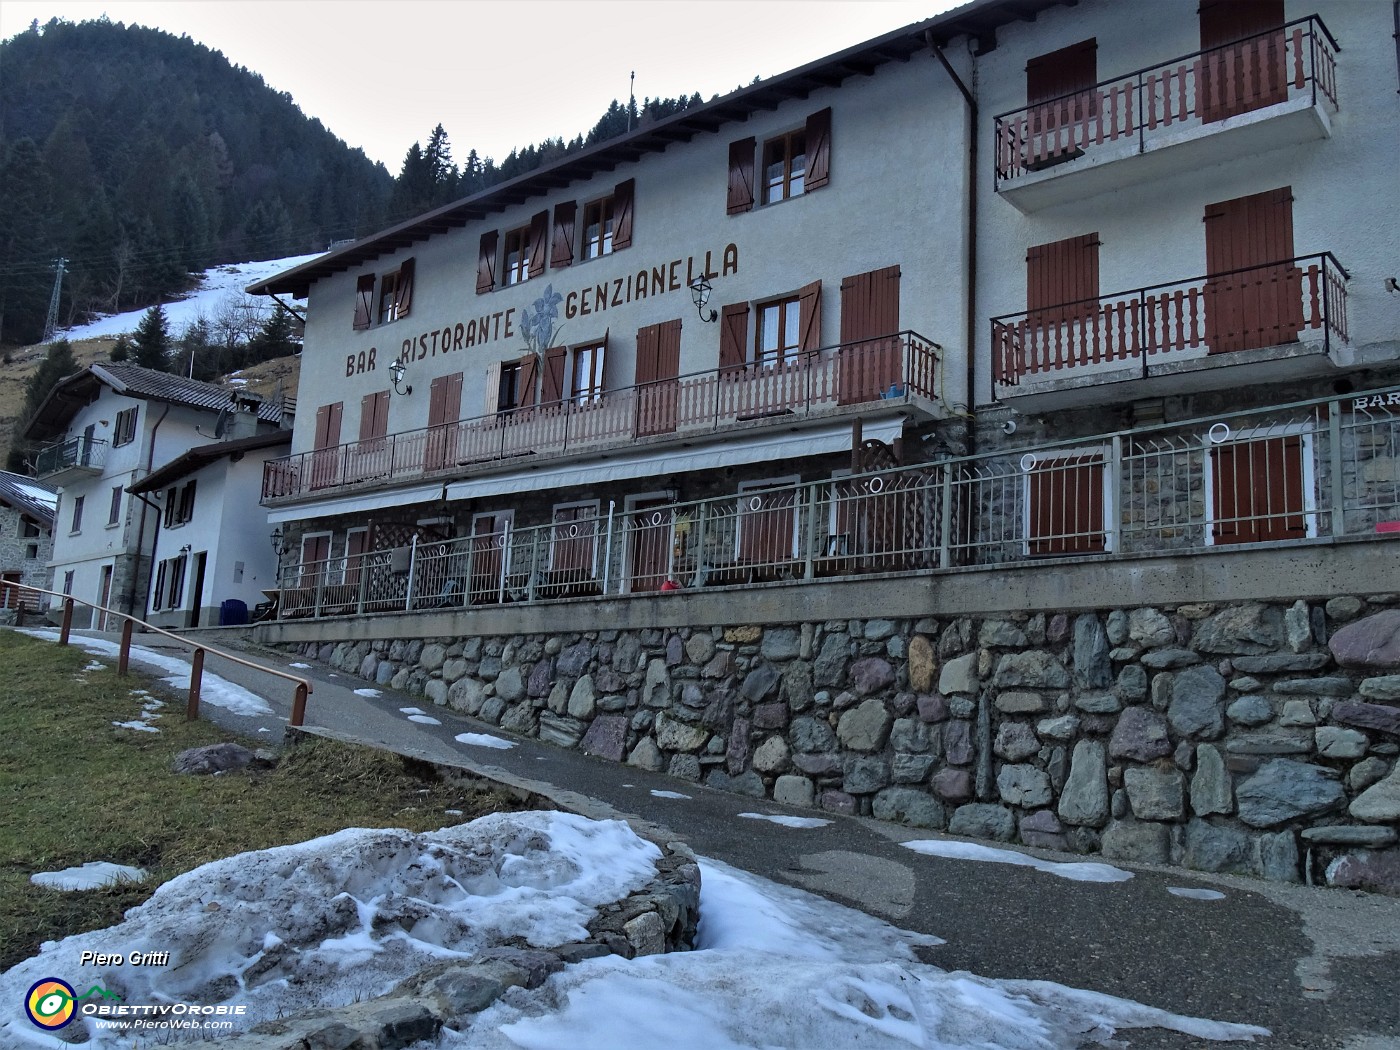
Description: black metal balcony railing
xmin=262 ymin=331 xmax=941 ymax=503
xmin=994 ymin=15 xmax=1339 ymax=187
xmin=34 ymin=435 xmax=109 ymax=478
xmin=991 ymin=253 xmax=1349 ymax=390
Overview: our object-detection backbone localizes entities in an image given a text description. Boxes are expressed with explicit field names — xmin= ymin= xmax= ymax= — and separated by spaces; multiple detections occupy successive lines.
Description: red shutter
xmin=1029 ymin=455 xmax=1106 ymax=555
xmin=798 ymin=280 xmax=822 ymax=353
xmin=527 ymin=211 xmax=549 ymax=279
xmin=393 ymin=258 xmax=415 ymax=317
xmin=727 ymin=138 xmax=755 ymax=215
xmin=804 ymin=108 xmax=831 ymax=191
xmin=476 ymin=231 xmax=498 ymax=294
xmin=635 ymin=319 xmax=681 ymax=436
xmin=353 ymin=274 xmax=375 ymax=330
xmin=542 ymin=346 xmax=567 ymax=404
xmin=720 ymin=303 xmax=749 ymax=373
xmin=311 ymin=402 xmax=343 ymax=490
xmin=1205 ymin=187 xmax=1299 ymax=353
xmin=358 ymin=390 xmax=388 ymax=441
xmin=1211 ymin=435 xmax=1306 ymax=543
xmin=425 ymin=372 xmax=463 ymax=471
xmin=611 ymin=179 xmax=635 ymax=251
xmin=551 ymin=201 xmax=576 ymax=268
xmin=517 ymin=353 xmax=539 ymax=408
xmin=1027 ymin=234 xmax=1099 ymax=322
xmin=1199 ymin=0 xmax=1286 ymax=121
xmin=838 ymin=266 xmax=900 ymax=404
xmin=1026 ymin=39 xmax=1098 ymax=105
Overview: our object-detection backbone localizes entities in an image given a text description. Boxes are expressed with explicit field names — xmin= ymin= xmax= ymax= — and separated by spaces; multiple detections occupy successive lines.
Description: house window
xmin=572 ymin=342 xmax=607 ymax=403
xmin=503 ymin=226 xmax=530 ymax=286
xmin=168 ymin=554 xmax=187 ymax=608
xmin=152 ymin=562 xmax=166 ymax=611
xmin=25 ymin=544 xmax=38 ymax=560
xmin=70 ymin=495 xmax=84 ymax=533
xmin=108 ymin=486 xmax=122 ymax=526
xmin=177 ymin=480 xmax=197 ymax=524
xmin=21 ymin=518 xmax=40 ymax=539
xmin=62 ymin=570 xmax=74 ymax=596
xmin=113 ymin=407 xmax=138 ymax=447
xmin=380 ymin=258 xmax=416 ymax=324
xmin=1207 ymin=431 xmax=1313 ymax=545
xmin=756 ymin=296 xmax=802 ymax=367
xmin=498 ymin=362 xmax=524 ymax=413
xmin=1024 ymin=450 xmax=1109 ymax=556
xmin=581 ymin=197 xmax=615 ymax=260
xmin=163 ymin=481 xmax=197 ymax=527
xmin=762 ymin=130 xmax=806 ymax=204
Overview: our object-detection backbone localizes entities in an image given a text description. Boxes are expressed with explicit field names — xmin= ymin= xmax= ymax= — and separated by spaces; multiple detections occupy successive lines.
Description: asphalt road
xmin=83 ymin=630 xmax=1400 ymax=1049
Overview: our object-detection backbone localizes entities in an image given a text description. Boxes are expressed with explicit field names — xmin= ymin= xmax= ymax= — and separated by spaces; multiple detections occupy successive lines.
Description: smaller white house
xmin=0 ymin=471 xmax=57 ymax=615
xmin=128 ymin=429 xmax=292 ymax=629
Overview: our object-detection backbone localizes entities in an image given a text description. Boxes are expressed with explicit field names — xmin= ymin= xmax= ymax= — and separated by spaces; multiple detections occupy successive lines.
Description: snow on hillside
xmin=60 ymin=254 xmax=323 ymax=342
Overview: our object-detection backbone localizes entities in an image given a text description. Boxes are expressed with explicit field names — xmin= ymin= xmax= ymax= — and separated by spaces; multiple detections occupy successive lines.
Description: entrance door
xmin=187 ymin=552 xmax=207 ymax=628
xmin=627 ymin=497 xmax=672 ymax=592
xmin=95 ymin=565 xmax=113 ymax=630
xmin=1199 ymin=0 xmax=1287 ymax=124
xmin=1204 ymin=188 xmax=1303 ymax=354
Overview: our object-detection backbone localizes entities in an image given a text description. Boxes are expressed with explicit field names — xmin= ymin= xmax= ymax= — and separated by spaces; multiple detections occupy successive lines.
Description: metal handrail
xmin=9 ymin=583 xmax=314 ymax=726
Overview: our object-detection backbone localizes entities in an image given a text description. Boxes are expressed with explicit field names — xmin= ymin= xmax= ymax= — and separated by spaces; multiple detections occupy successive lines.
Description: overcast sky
xmin=1 ymin=1 xmax=957 ymax=172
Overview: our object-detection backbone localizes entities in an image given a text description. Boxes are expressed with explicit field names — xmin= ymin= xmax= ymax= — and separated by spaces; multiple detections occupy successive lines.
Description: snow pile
xmin=30 ymin=862 xmax=148 ymax=892
xmin=0 ymin=813 xmax=660 ymax=1047
xmin=60 ymin=255 xmax=323 ymax=341
xmin=461 ymin=858 xmax=1267 ymax=1049
xmin=455 ymin=732 xmax=515 ymax=749
xmin=738 ymin=812 xmax=833 ymax=829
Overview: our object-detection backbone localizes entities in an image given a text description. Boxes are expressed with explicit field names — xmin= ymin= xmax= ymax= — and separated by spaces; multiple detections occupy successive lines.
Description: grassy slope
xmin=0 ymin=631 xmax=518 ymax=971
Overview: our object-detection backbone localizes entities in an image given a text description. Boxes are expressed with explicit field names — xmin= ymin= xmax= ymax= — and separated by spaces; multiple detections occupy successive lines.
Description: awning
xmin=444 ymin=416 xmax=906 ymax=502
xmin=267 ymin=482 xmax=445 ymax=525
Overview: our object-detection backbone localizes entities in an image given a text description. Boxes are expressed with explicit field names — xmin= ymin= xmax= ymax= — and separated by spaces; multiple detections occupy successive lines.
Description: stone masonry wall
xmin=288 ymin=596 xmax=1400 ymax=893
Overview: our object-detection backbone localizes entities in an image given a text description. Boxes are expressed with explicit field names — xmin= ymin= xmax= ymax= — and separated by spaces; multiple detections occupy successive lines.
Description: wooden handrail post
xmin=187 ymin=647 xmax=204 ymax=721
xmin=291 ymin=682 xmax=308 ymax=727
xmin=59 ymin=598 xmax=74 ymax=645
xmin=118 ymin=618 xmax=134 ymax=676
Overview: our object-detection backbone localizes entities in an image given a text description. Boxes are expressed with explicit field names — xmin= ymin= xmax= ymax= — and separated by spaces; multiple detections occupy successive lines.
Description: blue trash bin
xmin=219 ymin=599 xmax=249 ymax=626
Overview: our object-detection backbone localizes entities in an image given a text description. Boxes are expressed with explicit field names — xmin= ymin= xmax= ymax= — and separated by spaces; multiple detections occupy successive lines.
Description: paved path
xmin=89 ymin=631 xmax=1400 ymax=1049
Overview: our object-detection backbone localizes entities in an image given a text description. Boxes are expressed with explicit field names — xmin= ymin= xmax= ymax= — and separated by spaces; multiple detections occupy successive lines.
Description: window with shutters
xmin=497 ymin=362 xmax=524 ymax=414
xmin=762 ymin=131 xmax=806 ymax=204
xmin=1027 ymin=233 xmax=1100 ymax=326
xmin=1199 ymin=0 xmax=1287 ymax=123
xmin=1024 ymin=449 xmax=1110 ymax=556
xmin=756 ymin=296 xmax=801 ymax=366
xmin=164 ymin=481 xmax=197 ymax=528
xmin=356 ymin=258 xmax=415 ymax=327
xmin=107 ymin=485 xmax=122 ymax=527
xmin=1024 ymin=39 xmax=1098 ymax=168
xmin=731 ymin=108 xmax=829 ymax=213
xmin=1207 ymin=431 xmax=1313 ymax=545
xmin=581 ymin=196 xmax=615 ymax=260
xmin=113 ymin=407 xmax=138 ymax=447
xmin=167 ymin=553 xmax=188 ymax=608
xmin=503 ymin=226 xmax=531 ymax=286
xmin=151 ymin=562 xmax=167 ymax=611
xmin=572 ymin=342 xmax=607 ymax=403
xmin=70 ymin=495 xmax=84 ymax=534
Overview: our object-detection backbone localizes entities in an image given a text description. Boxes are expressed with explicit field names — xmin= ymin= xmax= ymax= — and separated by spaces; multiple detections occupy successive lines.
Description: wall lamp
xmin=388 ymin=360 xmax=413 ymax=395
xmin=270 ymin=526 xmax=287 ymax=558
xmin=689 ymin=276 xmax=718 ymax=323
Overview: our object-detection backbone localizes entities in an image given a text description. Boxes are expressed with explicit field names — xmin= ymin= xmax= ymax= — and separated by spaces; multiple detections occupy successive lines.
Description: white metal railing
xmin=268 ymin=389 xmax=1400 ymax=620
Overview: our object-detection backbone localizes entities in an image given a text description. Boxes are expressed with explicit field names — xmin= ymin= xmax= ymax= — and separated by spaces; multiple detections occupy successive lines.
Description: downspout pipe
xmin=126 ymin=402 xmax=170 ymax=618
xmin=927 ymin=30 xmax=979 ymax=453
xmin=1393 ymin=0 xmax=1399 ymax=94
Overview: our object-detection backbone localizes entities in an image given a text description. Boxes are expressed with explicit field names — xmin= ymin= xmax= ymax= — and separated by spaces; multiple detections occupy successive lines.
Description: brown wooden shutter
xmin=1211 ymin=435 xmax=1305 ymax=543
xmin=542 ymin=346 xmax=567 ymax=404
xmin=1199 ymin=0 xmax=1286 ymax=121
xmin=353 ymin=274 xmax=375 ymax=330
xmin=314 ymin=402 xmax=343 ymax=450
xmin=526 ymin=211 xmax=549 ymax=279
xmin=1026 ymin=39 xmax=1097 ymax=105
xmin=476 ymin=231 xmax=499 ymax=294
xmin=517 ymin=353 xmax=539 ymax=408
xmin=1204 ymin=187 xmax=1299 ymax=353
xmin=359 ymin=391 xmax=388 ymax=442
xmin=551 ymin=201 xmax=576 ymax=268
xmin=427 ymin=372 xmax=463 ymax=428
xmin=720 ymin=303 xmax=749 ymax=373
xmin=838 ymin=266 xmax=901 ymax=405
xmin=611 ymin=179 xmax=635 ymax=251
xmin=804 ymin=108 xmax=831 ymax=191
xmin=393 ymin=258 xmax=415 ymax=317
xmin=1027 ymin=234 xmax=1099 ymax=324
xmin=1029 ymin=455 xmax=1105 ymax=555
xmin=727 ymin=138 xmax=755 ymax=215
xmin=635 ymin=319 xmax=681 ymax=435
xmin=798 ymin=280 xmax=822 ymax=352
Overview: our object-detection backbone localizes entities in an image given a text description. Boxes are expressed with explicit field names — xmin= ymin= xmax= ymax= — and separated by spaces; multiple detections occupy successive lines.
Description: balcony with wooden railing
xmin=262 ymin=331 xmax=942 ymax=504
xmin=994 ymin=15 xmax=1339 ymax=211
xmin=991 ymin=253 xmax=1349 ymax=406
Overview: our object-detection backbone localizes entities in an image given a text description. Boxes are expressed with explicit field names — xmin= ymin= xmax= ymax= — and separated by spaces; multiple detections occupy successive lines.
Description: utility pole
xmin=42 ymin=257 xmax=67 ymax=343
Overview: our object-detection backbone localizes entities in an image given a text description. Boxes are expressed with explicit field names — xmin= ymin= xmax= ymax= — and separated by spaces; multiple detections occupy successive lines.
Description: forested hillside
xmin=0 ymin=17 xmax=394 ymax=345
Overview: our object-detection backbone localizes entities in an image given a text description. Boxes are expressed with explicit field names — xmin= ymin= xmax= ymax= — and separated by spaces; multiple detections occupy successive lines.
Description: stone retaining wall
xmin=287 ymin=597 xmax=1400 ymax=893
